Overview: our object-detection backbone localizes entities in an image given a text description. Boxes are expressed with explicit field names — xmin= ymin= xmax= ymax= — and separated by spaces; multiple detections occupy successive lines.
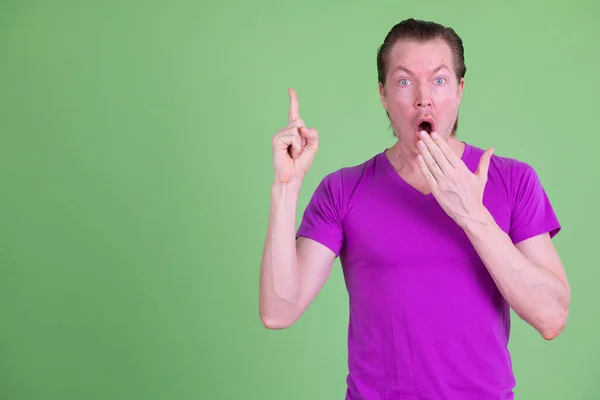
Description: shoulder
xmin=465 ymin=144 xmax=561 ymax=241
xmin=316 ymin=151 xmax=383 ymax=195
xmin=307 ymin=151 xmax=383 ymax=217
xmin=490 ymin=150 xmax=542 ymax=194
xmin=466 ymin=142 xmax=553 ymax=215
xmin=298 ymin=152 xmax=383 ymax=249
xmin=466 ymin=142 xmax=539 ymax=185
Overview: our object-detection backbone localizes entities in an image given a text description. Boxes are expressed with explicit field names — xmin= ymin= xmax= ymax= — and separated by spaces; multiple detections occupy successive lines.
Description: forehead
xmin=387 ymin=39 xmax=455 ymax=74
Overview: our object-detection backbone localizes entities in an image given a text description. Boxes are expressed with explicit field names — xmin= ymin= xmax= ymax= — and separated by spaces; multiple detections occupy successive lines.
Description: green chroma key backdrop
xmin=0 ymin=0 xmax=598 ymax=399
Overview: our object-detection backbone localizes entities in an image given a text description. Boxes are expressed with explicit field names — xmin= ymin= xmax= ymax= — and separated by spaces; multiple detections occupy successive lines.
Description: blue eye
xmin=434 ymin=78 xmax=446 ymax=85
xmin=399 ymin=79 xmax=411 ymax=86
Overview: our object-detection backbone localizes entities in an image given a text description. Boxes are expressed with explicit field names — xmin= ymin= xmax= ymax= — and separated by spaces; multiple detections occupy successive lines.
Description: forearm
xmin=259 ymin=182 xmax=302 ymax=325
xmin=462 ymin=209 xmax=570 ymax=339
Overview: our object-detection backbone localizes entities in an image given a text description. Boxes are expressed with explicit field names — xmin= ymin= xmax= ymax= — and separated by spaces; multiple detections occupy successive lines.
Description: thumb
xmin=476 ymin=148 xmax=495 ymax=180
xmin=299 ymin=127 xmax=318 ymax=148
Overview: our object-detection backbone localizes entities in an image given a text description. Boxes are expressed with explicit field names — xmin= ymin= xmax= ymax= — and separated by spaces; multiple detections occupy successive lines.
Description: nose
xmin=414 ymin=86 xmax=432 ymax=109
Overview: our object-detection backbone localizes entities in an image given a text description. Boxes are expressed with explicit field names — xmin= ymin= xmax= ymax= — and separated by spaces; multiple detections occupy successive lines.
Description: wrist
xmin=271 ymin=180 xmax=302 ymax=198
xmin=459 ymin=206 xmax=495 ymax=235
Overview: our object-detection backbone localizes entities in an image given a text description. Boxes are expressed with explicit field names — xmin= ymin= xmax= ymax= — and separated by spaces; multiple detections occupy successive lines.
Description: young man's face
xmin=379 ymin=39 xmax=464 ymax=147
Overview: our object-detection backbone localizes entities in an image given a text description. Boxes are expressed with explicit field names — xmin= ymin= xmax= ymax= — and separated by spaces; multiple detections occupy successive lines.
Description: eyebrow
xmin=392 ymin=64 xmax=450 ymax=75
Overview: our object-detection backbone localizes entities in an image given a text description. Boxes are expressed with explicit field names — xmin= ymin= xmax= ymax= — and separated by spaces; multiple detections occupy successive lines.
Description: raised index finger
xmin=288 ymin=88 xmax=300 ymax=122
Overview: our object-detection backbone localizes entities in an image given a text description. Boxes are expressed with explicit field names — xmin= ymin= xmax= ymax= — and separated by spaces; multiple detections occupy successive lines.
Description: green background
xmin=1 ymin=0 xmax=597 ymax=398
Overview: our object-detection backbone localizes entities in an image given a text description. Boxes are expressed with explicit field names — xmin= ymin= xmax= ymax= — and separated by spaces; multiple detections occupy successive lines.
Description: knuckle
xmin=286 ymin=125 xmax=302 ymax=135
xmin=273 ymin=133 xmax=289 ymax=145
xmin=289 ymin=118 xmax=305 ymax=128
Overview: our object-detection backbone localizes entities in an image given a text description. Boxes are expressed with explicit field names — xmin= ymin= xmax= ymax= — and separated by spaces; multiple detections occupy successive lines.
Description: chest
xmin=336 ymin=177 xmax=512 ymax=326
xmin=339 ymin=183 xmax=511 ymax=269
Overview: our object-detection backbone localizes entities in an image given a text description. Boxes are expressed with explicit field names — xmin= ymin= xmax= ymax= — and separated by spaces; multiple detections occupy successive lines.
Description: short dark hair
xmin=377 ymin=18 xmax=466 ymax=86
xmin=377 ymin=19 xmax=466 ymax=135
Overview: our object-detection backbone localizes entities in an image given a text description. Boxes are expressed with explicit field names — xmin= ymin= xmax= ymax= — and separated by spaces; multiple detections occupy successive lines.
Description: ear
xmin=379 ymin=82 xmax=388 ymax=111
xmin=457 ymin=77 xmax=465 ymax=105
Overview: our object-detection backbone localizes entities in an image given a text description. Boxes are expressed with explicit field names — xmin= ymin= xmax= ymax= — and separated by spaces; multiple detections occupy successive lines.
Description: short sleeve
xmin=296 ymin=172 xmax=344 ymax=256
xmin=509 ymin=161 xmax=561 ymax=244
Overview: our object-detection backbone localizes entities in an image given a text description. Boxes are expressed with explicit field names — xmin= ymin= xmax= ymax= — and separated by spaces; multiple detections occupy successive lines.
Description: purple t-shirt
xmin=296 ymin=142 xmax=561 ymax=400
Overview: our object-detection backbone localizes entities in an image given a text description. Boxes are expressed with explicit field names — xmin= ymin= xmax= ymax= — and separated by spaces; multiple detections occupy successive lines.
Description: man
xmin=258 ymin=18 xmax=570 ymax=399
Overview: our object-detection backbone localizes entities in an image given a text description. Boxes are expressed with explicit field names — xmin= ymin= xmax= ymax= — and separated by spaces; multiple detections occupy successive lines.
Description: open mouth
xmin=417 ymin=120 xmax=434 ymax=135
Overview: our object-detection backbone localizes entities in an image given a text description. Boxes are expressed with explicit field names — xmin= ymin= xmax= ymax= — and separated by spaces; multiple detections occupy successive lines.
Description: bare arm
xmin=258 ymin=183 xmax=336 ymax=329
xmin=464 ymin=213 xmax=570 ymax=340
xmin=259 ymin=88 xmax=336 ymax=329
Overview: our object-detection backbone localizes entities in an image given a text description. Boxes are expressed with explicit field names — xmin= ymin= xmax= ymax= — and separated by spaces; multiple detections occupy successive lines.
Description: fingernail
xmin=431 ymin=132 xmax=440 ymax=139
xmin=419 ymin=131 xmax=427 ymax=138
